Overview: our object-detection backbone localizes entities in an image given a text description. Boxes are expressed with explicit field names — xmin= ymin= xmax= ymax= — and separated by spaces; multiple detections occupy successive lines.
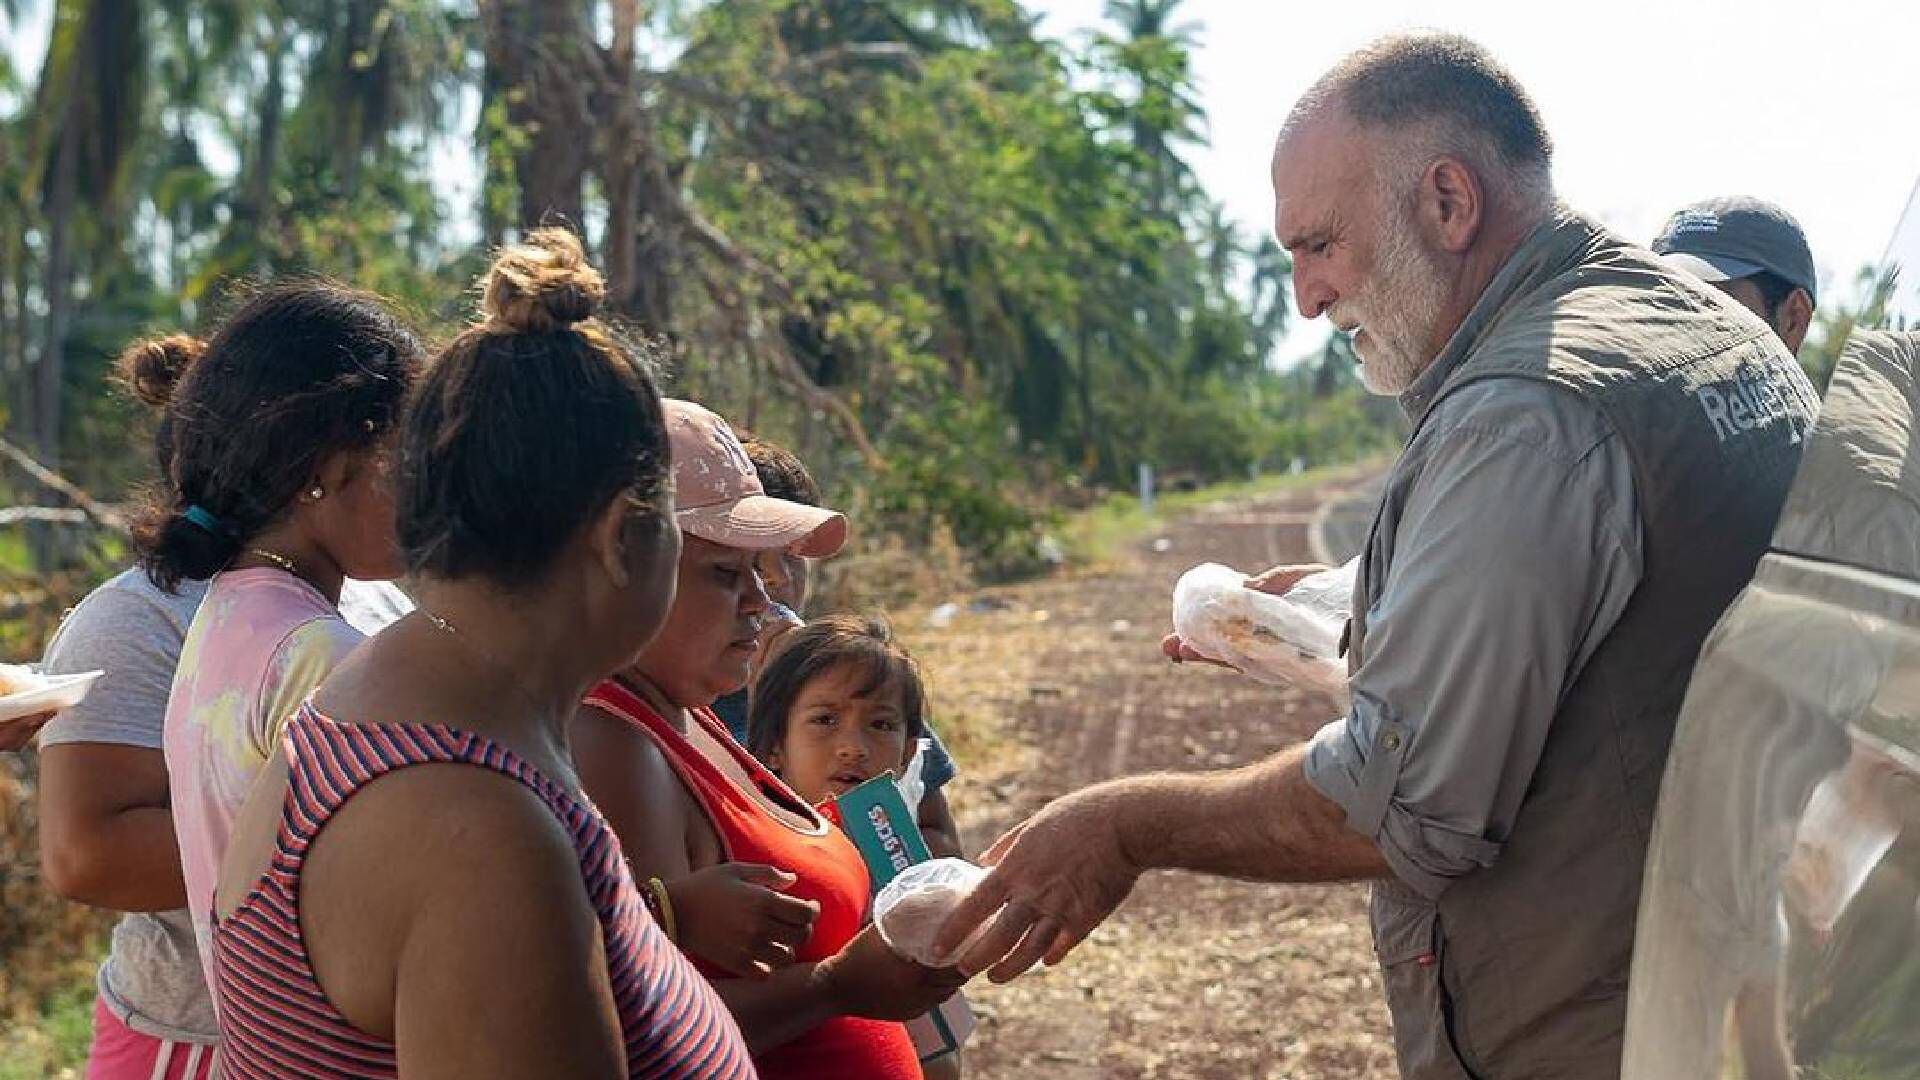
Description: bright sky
xmin=1035 ymin=0 xmax=1920 ymax=357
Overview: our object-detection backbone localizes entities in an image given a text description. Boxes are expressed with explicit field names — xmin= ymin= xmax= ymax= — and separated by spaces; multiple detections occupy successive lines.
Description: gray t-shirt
xmin=38 ymin=570 xmax=412 ymax=1043
xmin=39 ymin=569 xmax=215 ymax=1043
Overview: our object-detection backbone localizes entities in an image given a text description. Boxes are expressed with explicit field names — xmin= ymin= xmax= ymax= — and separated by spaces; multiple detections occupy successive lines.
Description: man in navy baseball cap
xmin=1653 ymin=196 xmax=1818 ymax=352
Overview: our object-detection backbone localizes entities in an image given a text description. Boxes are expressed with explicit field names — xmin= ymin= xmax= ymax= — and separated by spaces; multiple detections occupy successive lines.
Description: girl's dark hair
xmin=116 ymin=333 xmax=207 ymax=486
xmin=739 ymin=434 xmax=821 ymax=507
xmin=125 ymin=284 xmax=426 ymax=591
xmin=746 ymin=614 xmax=928 ymax=762
xmin=398 ymin=228 xmax=671 ymax=586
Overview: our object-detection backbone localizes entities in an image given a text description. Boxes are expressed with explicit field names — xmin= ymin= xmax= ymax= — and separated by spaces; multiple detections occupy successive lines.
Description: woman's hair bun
xmin=116 ymin=333 xmax=208 ymax=408
xmin=481 ymin=227 xmax=606 ymax=334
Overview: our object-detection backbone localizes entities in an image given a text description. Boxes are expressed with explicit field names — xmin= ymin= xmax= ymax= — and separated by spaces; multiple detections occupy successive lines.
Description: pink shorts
xmin=87 ymin=996 xmax=217 ymax=1080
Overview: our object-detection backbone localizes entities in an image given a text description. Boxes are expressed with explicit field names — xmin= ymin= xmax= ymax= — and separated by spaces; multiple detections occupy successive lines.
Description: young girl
xmin=718 ymin=435 xmax=965 ymax=859
xmin=745 ymin=615 xmax=968 ymax=1080
xmin=744 ymin=615 xmax=930 ymax=809
xmin=147 ymin=282 xmax=425 ymax=997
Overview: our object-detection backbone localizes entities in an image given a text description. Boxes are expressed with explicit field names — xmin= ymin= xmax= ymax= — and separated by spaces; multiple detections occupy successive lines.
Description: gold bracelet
xmin=646 ymin=877 xmax=678 ymax=942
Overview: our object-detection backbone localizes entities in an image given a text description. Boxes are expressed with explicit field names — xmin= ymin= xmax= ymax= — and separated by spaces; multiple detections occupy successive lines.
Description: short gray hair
xmin=1289 ymin=32 xmax=1555 ymax=214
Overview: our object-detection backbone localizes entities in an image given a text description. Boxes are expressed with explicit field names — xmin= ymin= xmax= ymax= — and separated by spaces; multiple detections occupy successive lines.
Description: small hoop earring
xmin=306 ymin=486 xmax=325 ymax=501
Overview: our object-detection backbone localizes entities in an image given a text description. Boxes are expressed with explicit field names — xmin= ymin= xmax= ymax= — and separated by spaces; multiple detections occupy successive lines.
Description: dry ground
xmin=911 ymin=479 xmax=1396 ymax=1080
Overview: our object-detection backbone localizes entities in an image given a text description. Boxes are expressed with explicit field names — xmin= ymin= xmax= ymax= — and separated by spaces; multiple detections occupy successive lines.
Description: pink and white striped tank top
xmin=212 ymin=704 xmax=756 ymax=1078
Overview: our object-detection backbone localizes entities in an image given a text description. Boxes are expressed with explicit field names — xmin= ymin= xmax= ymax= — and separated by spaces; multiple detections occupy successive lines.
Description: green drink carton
xmin=831 ymin=774 xmax=976 ymax=1063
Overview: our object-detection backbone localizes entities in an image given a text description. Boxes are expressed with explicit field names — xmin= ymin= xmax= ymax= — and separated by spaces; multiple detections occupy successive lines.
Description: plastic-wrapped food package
xmin=873 ymin=858 xmax=991 ymax=966
xmin=894 ymin=738 xmax=930 ymax=812
xmin=767 ymin=601 xmax=804 ymax=635
xmin=0 ymin=663 xmax=37 ymax=696
xmin=1170 ymin=560 xmax=1356 ymax=696
xmin=0 ymin=662 xmax=104 ymax=722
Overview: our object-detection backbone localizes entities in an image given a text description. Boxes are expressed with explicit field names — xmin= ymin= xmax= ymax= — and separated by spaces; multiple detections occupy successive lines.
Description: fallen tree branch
xmin=594 ymin=67 xmax=883 ymax=466
xmin=0 ymin=506 xmax=90 ymax=527
xmin=0 ymin=435 xmax=128 ymax=533
xmin=788 ymin=42 xmax=921 ymax=75
xmin=760 ymin=334 xmax=885 ymax=468
xmin=679 ymin=201 xmax=797 ymax=305
xmin=698 ymin=265 xmax=884 ymax=468
xmin=669 ymin=195 xmax=883 ymax=467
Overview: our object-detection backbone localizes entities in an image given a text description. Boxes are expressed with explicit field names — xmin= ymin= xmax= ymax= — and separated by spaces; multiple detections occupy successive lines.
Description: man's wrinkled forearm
xmin=1113 ymin=745 xmax=1391 ymax=885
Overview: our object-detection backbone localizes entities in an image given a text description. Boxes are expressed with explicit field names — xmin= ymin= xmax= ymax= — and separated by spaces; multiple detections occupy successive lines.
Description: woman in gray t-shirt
xmin=39 ymin=568 xmax=219 ymax=1076
xmin=37 ymin=570 xmax=409 ymax=1078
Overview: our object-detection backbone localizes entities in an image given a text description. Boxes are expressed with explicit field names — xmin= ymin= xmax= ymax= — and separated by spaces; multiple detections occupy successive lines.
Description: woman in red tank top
xmin=575 ymin=400 xmax=965 ymax=1079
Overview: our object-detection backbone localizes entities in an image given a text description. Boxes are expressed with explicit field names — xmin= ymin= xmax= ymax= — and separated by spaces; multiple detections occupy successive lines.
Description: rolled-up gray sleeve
xmin=1303 ymin=383 xmax=1643 ymax=899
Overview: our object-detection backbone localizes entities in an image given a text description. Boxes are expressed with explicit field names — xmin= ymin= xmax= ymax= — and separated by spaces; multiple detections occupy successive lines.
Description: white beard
xmin=1337 ymin=211 xmax=1452 ymax=396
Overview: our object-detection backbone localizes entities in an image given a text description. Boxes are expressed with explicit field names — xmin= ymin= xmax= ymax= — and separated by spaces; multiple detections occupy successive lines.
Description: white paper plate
xmin=0 ymin=670 xmax=105 ymax=723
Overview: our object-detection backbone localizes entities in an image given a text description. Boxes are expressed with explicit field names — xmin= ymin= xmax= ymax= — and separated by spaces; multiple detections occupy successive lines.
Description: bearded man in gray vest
xmin=934 ymin=30 xmax=1819 ymax=1080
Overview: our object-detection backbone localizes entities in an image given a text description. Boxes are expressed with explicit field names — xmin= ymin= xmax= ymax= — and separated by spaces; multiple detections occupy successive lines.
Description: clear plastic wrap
xmin=0 ymin=663 xmax=104 ymax=722
xmin=872 ymin=857 xmax=991 ymax=966
xmin=894 ymin=737 xmax=929 ymax=812
xmin=0 ymin=662 xmax=37 ymax=697
xmin=1170 ymin=560 xmax=1355 ymax=696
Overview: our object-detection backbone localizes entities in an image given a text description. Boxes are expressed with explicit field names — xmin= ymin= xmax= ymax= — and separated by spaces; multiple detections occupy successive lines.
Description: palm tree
xmin=285 ymin=0 xmax=468 ymax=196
xmin=1 ymin=29 xmax=28 ymax=415
xmin=1100 ymin=0 xmax=1204 ymax=219
xmin=1 ymin=0 xmax=149 ymax=568
xmin=145 ymin=2 xmax=242 ymax=297
xmin=1103 ymin=0 xmax=1200 ymax=52
xmin=480 ymin=0 xmax=592 ymax=232
xmin=1249 ymin=235 xmax=1292 ymax=363
xmin=1199 ymin=203 xmax=1240 ymax=301
xmin=23 ymin=0 xmax=148 ymax=470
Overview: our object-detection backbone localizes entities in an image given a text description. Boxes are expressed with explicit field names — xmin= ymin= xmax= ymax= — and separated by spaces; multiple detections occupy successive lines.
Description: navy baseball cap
xmin=1653 ymin=196 xmax=1817 ymax=307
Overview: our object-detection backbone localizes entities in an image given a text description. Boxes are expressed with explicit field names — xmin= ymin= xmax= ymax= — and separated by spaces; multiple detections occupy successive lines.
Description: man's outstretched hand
xmin=948 ymin=562 xmax=1342 ymax=979
xmin=931 ymin=784 xmax=1144 ymax=984
xmin=1162 ymin=562 xmax=1331 ymax=667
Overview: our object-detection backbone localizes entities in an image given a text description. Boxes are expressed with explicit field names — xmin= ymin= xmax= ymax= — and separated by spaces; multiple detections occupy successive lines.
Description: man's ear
xmin=1419 ymin=155 xmax=1485 ymax=255
xmin=1777 ymin=289 xmax=1815 ymax=355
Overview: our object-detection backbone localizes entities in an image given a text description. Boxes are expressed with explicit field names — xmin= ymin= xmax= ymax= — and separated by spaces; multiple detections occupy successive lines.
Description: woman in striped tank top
xmin=209 ymin=230 xmax=755 ymax=1078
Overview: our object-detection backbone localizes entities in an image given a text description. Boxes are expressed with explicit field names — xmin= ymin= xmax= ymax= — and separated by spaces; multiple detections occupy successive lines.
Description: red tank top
xmin=584 ymin=679 xmax=922 ymax=1080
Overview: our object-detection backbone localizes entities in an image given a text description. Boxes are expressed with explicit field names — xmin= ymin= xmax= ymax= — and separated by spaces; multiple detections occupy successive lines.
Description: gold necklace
xmin=415 ymin=607 xmax=554 ymax=724
xmin=246 ymin=548 xmax=298 ymax=574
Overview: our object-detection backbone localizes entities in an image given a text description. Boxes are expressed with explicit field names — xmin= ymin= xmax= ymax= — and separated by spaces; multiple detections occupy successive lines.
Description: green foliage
xmin=862 ymin=393 xmax=1047 ymax=574
xmin=1798 ymin=265 xmax=1906 ymax=392
xmin=0 ymin=976 xmax=96 ymax=1078
xmin=0 ymin=0 xmax=1401 ymax=584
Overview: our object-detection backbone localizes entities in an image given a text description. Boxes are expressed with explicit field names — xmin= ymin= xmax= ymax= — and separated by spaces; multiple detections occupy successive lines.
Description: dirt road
xmin=916 ymin=474 xmax=1397 ymax=1079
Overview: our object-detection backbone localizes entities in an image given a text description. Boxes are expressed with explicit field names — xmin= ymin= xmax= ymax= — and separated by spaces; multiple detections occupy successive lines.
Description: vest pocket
xmin=1374 ymin=892 xmax=1485 ymax=1080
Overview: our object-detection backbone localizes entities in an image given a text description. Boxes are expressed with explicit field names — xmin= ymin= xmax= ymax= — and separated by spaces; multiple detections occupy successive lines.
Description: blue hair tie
xmin=182 ymin=505 xmax=226 ymax=535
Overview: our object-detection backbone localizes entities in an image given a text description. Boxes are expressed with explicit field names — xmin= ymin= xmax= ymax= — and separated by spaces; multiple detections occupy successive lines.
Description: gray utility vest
xmin=1348 ymin=210 xmax=1817 ymax=1079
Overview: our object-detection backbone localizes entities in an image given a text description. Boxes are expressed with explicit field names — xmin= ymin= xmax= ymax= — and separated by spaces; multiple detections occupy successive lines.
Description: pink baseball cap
xmin=664 ymin=399 xmax=848 ymax=558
